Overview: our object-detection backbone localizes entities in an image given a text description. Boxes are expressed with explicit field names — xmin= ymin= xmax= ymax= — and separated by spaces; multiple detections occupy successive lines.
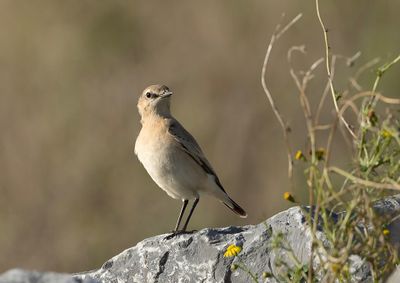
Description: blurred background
xmin=0 ymin=0 xmax=399 ymax=273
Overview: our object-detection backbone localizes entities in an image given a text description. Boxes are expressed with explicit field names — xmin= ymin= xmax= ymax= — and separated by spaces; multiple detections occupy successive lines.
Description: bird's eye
xmin=145 ymin=92 xmax=152 ymax=98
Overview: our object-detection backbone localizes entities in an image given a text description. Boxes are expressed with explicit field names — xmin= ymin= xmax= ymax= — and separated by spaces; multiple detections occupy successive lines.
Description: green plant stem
xmin=367 ymin=54 xmax=400 ymax=109
xmin=236 ymin=258 xmax=259 ymax=283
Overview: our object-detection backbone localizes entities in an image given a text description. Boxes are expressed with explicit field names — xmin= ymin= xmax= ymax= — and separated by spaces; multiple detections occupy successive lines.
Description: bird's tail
xmin=222 ymin=197 xmax=247 ymax=218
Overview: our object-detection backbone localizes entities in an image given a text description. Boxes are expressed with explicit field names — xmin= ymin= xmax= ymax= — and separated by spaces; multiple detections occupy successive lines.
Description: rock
xmin=2 ymin=195 xmax=400 ymax=283
xmin=386 ymin=267 xmax=400 ymax=283
xmin=75 ymin=195 xmax=400 ymax=283
xmin=76 ymin=207 xmax=310 ymax=283
xmin=0 ymin=269 xmax=97 ymax=283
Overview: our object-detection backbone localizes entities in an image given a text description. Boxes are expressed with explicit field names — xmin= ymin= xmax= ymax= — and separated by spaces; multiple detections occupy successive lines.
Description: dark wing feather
xmin=167 ymin=119 xmax=226 ymax=193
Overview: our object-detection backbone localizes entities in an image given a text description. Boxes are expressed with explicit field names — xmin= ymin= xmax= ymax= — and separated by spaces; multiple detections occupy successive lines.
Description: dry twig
xmin=261 ymin=13 xmax=302 ymax=180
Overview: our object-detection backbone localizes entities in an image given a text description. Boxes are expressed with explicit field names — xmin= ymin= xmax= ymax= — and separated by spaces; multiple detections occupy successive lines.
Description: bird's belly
xmin=137 ymin=144 xmax=204 ymax=200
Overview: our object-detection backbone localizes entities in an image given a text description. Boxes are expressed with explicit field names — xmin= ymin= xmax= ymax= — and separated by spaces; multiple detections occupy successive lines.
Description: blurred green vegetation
xmin=0 ymin=0 xmax=399 ymax=273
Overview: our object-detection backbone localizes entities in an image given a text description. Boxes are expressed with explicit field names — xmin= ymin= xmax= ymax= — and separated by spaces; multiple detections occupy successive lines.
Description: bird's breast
xmin=135 ymin=126 xmax=171 ymax=172
xmin=135 ymin=124 xmax=205 ymax=199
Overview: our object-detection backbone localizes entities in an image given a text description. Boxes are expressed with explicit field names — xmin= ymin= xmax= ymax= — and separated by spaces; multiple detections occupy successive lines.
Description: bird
xmin=134 ymin=84 xmax=247 ymax=236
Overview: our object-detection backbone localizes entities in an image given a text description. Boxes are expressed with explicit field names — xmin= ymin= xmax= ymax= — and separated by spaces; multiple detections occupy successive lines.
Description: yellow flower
xmin=331 ymin=263 xmax=342 ymax=273
xmin=381 ymin=129 xmax=392 ymax=138
xmin=224 ymin=244 xmax=242 ymax=257
xmin=295 ymin=150 xmax=306 ymax=161
xmin=383 ymin=229 xmax=390 ymax=236
xmin=262 ymin=272 xmax=272 ymax=278
xmin=283 ymin=192 xmax=296 ymax=203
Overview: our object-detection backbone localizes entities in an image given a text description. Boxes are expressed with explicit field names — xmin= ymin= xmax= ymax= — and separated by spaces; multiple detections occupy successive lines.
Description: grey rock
xmin=386 ymin=267 xmax=400 ymax=283
xmin=0 ymin=269 xmax=97 ymax=283
xmin=76 ymin=207 xmax=315 ymax=283
xmin=76 ymin=196 xmax=400 ymax=283
xmin=2 ymin=195 xmax=400 ymax=283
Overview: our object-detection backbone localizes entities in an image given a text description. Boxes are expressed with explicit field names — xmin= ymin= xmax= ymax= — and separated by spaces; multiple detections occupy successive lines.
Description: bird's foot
xmin=164 ymin=230 xmax=197 ymax=240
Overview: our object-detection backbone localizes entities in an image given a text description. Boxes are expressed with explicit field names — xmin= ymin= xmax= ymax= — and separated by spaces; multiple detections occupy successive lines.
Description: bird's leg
xmin=174 ymin=199 xmax=188 ymax=232
xmin=181 ymin=198 xmax=199 ymax=232
xmin=164 ymin=198 xmax=199 ymax=240
xmin=164 ymin=200 xmax=189 ymax=240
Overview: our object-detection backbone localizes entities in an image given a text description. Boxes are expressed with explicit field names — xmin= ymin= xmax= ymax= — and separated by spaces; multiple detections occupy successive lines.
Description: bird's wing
xmin=167 ymin=119 xmax=226 ymax=192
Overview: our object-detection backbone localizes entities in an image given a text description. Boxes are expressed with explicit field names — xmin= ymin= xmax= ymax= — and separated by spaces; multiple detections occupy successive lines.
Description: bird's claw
xmin=164 ymin=230 xmax=197 ymax=240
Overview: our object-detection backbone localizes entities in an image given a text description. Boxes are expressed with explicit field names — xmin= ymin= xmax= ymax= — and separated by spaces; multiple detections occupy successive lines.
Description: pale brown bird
xmin=134 ymin=84 xmax=247 ymax=236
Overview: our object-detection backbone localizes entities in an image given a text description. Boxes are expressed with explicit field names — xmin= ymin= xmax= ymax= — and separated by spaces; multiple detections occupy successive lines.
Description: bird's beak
xmin=161 ymin=91 xmax=173 ymax=98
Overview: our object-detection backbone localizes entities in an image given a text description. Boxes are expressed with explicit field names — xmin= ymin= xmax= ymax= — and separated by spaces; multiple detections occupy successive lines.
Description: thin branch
xmin=340 ymin=92 xmax=400 ymax=119
xmin=313 ymin=124 xmax=332 ymax=131
xmin=303 ymin=57 xmax=325 ymax=87
xmin=345 ymin=51 xmax=361 ymax=67
xmin=276 ymin=14 xmax=303 ymax=40
xmin=315 ymin=54 xmax=338 ymax=127
xmin=349 ymin=57 xmax=380 ymax=91
xmin=329 ymin=166 xmax=400 ymax=190
xmin=315 ymin=0 xmax=357 ymax=139
xmin=367 ymin=54 xmax=400 ymax=108
xmin=261 ymin=13 xmax=302 ymax=180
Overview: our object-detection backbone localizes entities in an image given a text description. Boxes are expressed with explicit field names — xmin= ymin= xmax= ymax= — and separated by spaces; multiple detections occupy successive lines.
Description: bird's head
xmin=138 ymin=84 xmax=173 ymax=119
